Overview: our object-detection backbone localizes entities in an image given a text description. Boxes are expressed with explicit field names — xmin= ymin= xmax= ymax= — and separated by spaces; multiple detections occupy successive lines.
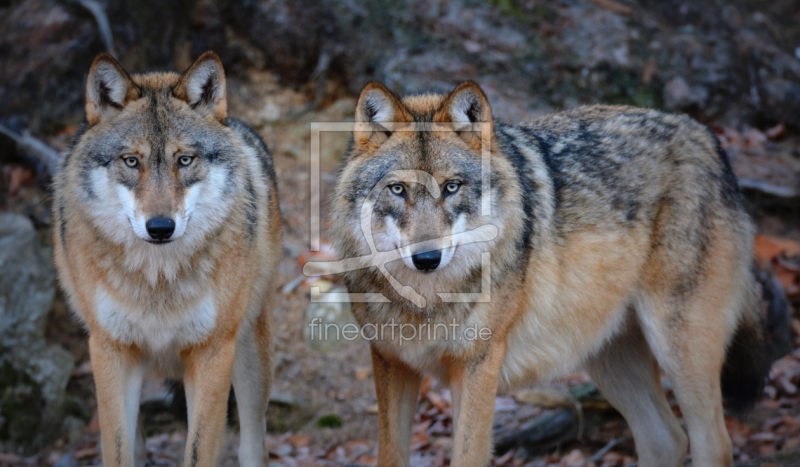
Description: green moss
xmin=316 ymin=414 xmax=344 ymax=429
xmin=0 ymin=360 xmax=45 ymax=442
xmin=62 ymin=396 xmax=91 ymax=422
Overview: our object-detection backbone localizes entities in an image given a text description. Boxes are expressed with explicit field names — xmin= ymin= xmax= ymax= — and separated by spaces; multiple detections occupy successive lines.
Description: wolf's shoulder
xmin=225 ymin=118 xmax=277 ymax=183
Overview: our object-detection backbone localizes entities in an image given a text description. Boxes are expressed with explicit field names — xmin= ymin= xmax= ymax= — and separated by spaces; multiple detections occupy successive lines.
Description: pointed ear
xmin=85 ymin=53 xmax=139 ymax=125
xmin=173 ymin=51 xmax=227 ymax=121
xmin=435 ymin=81 xmax=493 ymax=147
xmin=354 ymin=81 xmax=412 ymax=150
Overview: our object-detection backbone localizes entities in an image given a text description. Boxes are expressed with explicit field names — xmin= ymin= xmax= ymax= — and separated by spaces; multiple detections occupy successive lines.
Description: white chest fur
xmin=94 ymin=288 xmax=217 ymax=354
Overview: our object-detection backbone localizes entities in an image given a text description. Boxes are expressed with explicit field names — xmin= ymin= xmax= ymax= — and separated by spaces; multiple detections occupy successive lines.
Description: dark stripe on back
xmin=244 ymin=173 xmax=258 ymax=241
xmin=707 ymin=127 xmax=743 ymax=209
xmin=495 ymin=124 xmax=535 ymax=262
xmin=225 ymin=119 xmax=277 ymax=183
xmin=517 ymin=126 xmax=562 ymax=209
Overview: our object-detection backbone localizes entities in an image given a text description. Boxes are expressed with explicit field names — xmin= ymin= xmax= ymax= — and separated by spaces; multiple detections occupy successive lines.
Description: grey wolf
xmin=52 ymin=52 xmax=281 ymax=467
xmin=329 ymin=80 xmax=787 ymax=466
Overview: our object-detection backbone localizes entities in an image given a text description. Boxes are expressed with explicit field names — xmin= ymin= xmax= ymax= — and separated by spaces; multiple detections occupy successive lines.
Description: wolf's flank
xmin=330 ymin=80 xmax=789 ymax=467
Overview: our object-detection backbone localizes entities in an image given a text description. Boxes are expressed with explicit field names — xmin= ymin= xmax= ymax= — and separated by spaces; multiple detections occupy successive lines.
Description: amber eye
xmin=178 ymin=155 xmax=195 ymax=167
xmin=389 ymin=184 xmax=405 ymax=196
xmin=123 ymin=157 xmax=139 ymax=168
xmin=444 ymin=181 xmax=461 ymax=194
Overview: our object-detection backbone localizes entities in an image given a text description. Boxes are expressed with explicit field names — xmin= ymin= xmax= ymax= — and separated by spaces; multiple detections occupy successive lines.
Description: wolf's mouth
xmin=145 ymin=239 xmax=173 ymax=245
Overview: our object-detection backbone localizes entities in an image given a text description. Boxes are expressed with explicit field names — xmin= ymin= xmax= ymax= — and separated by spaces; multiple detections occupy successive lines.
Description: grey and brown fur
xmin=330 ymin=81 xmax=785 ymax=466
xmin=52 ymin=52 xmax=281 ymax=467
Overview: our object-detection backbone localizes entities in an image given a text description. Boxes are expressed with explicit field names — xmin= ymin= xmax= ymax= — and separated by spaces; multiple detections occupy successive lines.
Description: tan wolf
xmin=52 ymin=52 xmax=281 ymax=467
xmin=329 ymin=80 xmax=789 ymax=466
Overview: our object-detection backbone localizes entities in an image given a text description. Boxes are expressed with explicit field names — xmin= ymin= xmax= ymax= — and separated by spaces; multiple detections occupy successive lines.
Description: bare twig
xmin=0 ymin=124 xmax=61 ymax=175
xmin=588 ymin=436 xmax=630 ymax=463
xmin=71 ymin=0 xmax=115 ymax=55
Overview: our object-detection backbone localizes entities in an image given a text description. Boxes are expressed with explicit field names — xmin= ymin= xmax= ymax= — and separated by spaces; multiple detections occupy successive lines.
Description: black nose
xmin=145 ymin=217 xmax=175 ymax=240
xmin=411 ymin=249 xmax=442 ymax=272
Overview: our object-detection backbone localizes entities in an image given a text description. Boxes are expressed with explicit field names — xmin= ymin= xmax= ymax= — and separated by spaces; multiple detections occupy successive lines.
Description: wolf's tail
xmin=721 ymin=271 xmax=792 ymax=413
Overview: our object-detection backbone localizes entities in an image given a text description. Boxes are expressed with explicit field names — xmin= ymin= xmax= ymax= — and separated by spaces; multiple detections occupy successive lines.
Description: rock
xmin=761 ymin=77 xmax=800 ymax=128
xmin=0 ymin=0 xmax=97 ymax=134
xmin=0 ymin=213 xmax=74 ymax=455
xmin=735 ymin=447 xmax=800 ymax=466
xmin=3 ymin=0 xmax=800 ymax=142
xmin=663 ymin=76 xmax=709 ymax=110
xmin=304 ymin=285 xmax=360 ymax=352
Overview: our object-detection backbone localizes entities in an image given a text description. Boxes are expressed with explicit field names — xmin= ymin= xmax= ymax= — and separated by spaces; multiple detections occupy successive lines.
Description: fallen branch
xmin=0 ymin=123 xmax=61 ymax=176
xmin=585 ymin=0 xmax=633 ymax=15
xmin=494 ymin=407 xmax=578 ymax=456
xmin=739 ymin=178 xmax=798 ymax=199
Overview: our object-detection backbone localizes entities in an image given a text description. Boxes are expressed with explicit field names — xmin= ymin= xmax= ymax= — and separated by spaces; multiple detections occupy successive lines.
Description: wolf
xmin=52 ymin=52 xmax=281 ymax=467
xmin=329 ymin=80 xmax=789 ymax=466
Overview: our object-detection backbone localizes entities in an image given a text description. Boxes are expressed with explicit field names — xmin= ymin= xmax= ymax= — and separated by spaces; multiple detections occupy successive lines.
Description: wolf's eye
xmin=444 ymin=181 xmax=461 ymax=194
xmin=389 ymin=184 xmax=405 ymax=196
xmin=178 ymin=155 xmax=195 ymax=167
xmin=123 ymin=157 xmax=139 ymax=168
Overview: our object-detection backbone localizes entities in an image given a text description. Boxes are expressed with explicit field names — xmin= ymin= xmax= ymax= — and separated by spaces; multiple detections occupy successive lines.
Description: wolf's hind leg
xmin=134 ymin=416 xmax=145 ymax=467
xmin=232 ymin=310 xmax=272 ymax=467
xmin=586 ymin=312 xmax=687 ymax=467
xmin=636 ymin=291 xmax=734 ymax=467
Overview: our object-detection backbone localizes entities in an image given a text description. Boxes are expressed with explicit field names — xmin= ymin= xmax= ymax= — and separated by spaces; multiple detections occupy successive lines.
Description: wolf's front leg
xmin=181 ymin=334 xmax=237 ymax=467
xmin=449 ymin=341 xmax=506 ymax=467
xmin=371 ymin=346 xmax=423 ymax=467
xmin=89 ymin=332 xmax=144 ymax=467
xmin=232 ymin=309 xmax=273 ymax=467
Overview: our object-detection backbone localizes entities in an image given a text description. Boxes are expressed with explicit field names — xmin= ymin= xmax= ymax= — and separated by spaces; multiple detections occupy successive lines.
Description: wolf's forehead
xmin=365 ymin=147 xmax=481 ymax=184
xmin=400 ymin=93 xmax=447 ymax=116
xmin=132 ymin=71 xmax=181 ymax=90
xmin=396 ymin=136 xmax=482 ymax=170
xmin=104 ymin=96 xmax=215 ymax=141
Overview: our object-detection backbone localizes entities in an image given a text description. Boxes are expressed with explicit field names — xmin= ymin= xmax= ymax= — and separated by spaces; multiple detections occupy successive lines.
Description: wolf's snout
xmin=412 ymin=249 xmax=442 ymax=272
xmin=145 ymin=217 xmax=175 ymax=241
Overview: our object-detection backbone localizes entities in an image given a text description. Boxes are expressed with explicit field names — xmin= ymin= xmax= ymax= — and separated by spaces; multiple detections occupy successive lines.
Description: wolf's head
xmin=68 ymin=52 xmax=240 ymax=248
xmin=333 ymin=81 xmax=507 ymax=298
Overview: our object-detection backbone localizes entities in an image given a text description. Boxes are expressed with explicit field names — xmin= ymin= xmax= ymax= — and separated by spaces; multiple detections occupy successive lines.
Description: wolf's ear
xmin=86 ymin=53 xmax=139 ymax=125
xmin=435 ymin=81 xmax=492 ymax=147
xmin=355 ymin=81 xmax=411 ymax=150
xmin=174 ymin=51 xmax=227 ymax=121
